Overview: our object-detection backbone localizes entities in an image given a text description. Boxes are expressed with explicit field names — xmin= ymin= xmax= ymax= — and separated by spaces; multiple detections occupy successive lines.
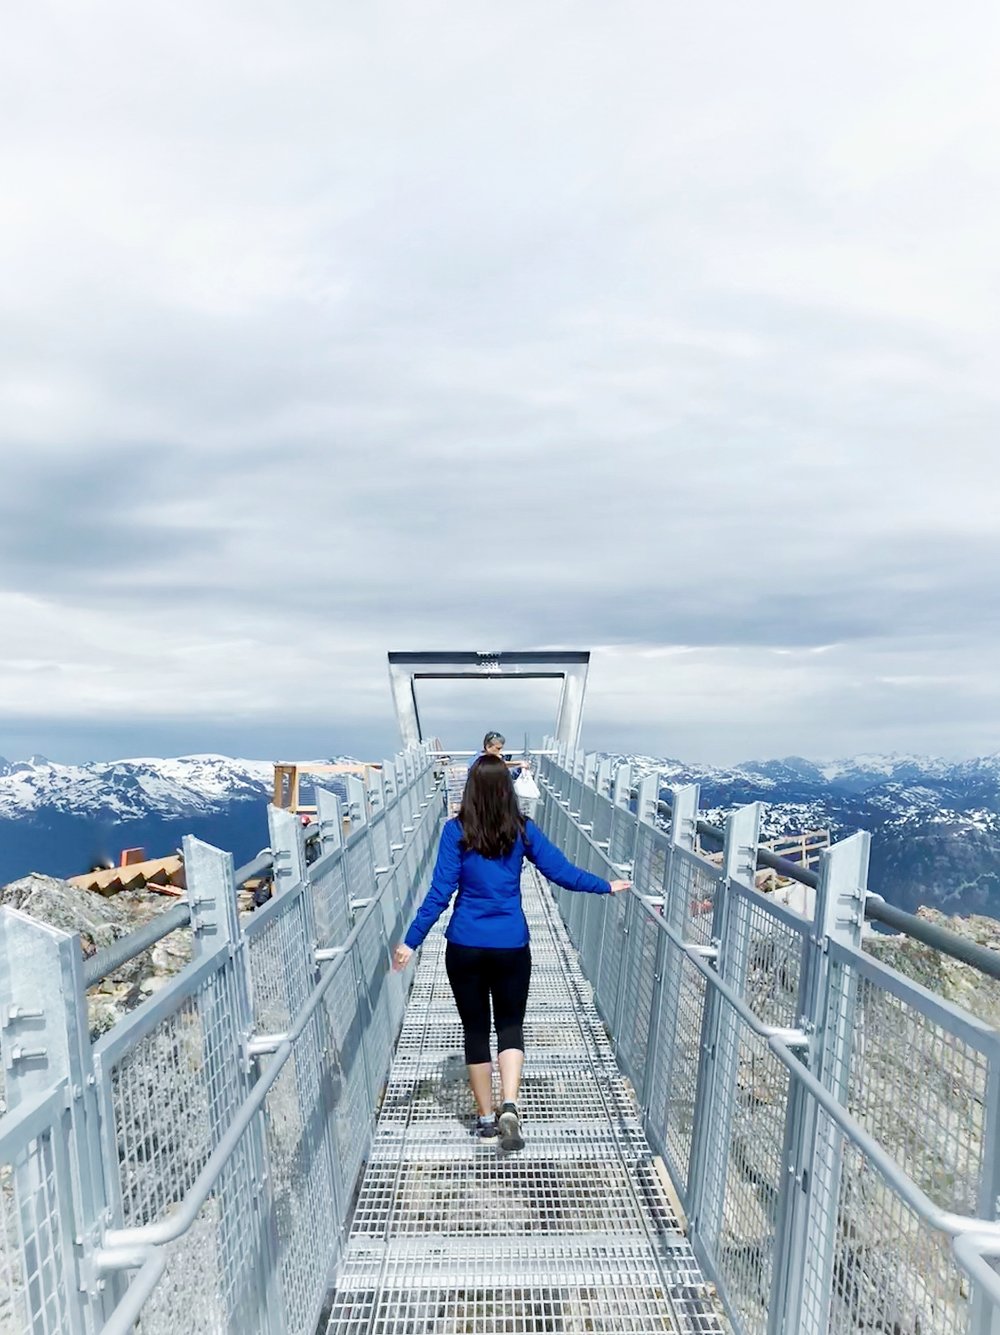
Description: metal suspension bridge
xmin=2 ymin=651 xmax=1000 ymax=1335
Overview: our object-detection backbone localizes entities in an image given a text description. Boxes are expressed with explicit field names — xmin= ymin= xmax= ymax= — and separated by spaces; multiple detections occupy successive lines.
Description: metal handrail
xmin=95 ymin=774 xmax=441 ymax=1266
xmin=83 ymin=903 xmax=193 ymax=989
xmin=638 ymin=894 xmax=1000 ymax=1243
xmin=540 ymin=767 xmax=1000 ymax=1310
xmin=429 ymin=749 xmax=557 ymax=757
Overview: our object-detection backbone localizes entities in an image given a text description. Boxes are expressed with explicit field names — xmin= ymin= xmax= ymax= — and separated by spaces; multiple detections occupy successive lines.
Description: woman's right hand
xmin=608 ymin=880 xmax=632 ymax=894
xmin=392 ymin=944 xmax=414 ymax=971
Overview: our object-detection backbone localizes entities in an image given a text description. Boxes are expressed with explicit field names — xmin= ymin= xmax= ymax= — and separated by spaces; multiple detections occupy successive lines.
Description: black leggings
xmin=445 ymin=942 xmax=532 ymax=1065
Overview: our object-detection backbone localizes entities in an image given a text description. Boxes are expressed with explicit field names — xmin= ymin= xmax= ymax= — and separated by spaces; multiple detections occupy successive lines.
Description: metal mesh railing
xmin=101 ymin=961 xmax=247 ymax=1230
xmin=710 ymin=1026 xmax=789 ymax=1335
xmin=835 ymin=952 xmax=993 ymax=1218
xmin=0 ymin=1091 xmax=76 ymax=1335
xmin=0 ymin=740 xmax=443 ymax=1335
xmin=648 ymin=939 xmax=709 ymax=1201
xmin=533 ymin=747 xmax=1000 ymax=1335
xmin=802 ymin=1105 xmax=972 ymax=1335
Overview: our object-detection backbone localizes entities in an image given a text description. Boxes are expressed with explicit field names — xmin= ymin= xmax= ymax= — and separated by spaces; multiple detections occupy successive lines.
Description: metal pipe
xmin=84 ymin=904 xmax=192 ymax=989
xmin=86 ymin=839 xmax=310 ymax=989
xmin=953 ymin=1233 xmax=1000 ymax=1309
xmin=233 ymin=851 xmax=273 ymax=886
xmin=865 ymin=894 xmax=1000 ymax=981
xmin=428 ymin=749 xmax=557 ymax=757
xmin=96 ymin=1251 xmax=167 ymax=1335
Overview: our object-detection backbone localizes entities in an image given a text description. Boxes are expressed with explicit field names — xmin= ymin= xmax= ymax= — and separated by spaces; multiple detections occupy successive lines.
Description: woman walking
xmin=392 ymin=754 xmax=630 ymax=1150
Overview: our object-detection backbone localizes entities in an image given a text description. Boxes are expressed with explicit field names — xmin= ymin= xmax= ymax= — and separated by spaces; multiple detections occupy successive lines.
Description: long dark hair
xmin=459 ymin=754 xmax=525 ymax=858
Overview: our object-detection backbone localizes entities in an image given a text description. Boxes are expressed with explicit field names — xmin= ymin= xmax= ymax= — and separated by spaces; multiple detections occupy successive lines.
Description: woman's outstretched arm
xmin=400 ymin=819 xmax=463 ymax=952
xmin=523 ymin=820 xmax=626 ymax=894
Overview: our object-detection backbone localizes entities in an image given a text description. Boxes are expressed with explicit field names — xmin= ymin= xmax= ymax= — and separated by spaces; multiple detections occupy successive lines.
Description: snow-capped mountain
xmin=616 ymin=751 xmax=1000 ymax=917
xmin=0 ymin=755 xmax=354 ymax=886
xmin=0 ymin=754 xmax=275 ymax=821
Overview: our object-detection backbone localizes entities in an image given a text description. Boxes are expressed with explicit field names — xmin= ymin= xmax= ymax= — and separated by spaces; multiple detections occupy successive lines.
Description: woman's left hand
xmin=608 ymin=880 xmax=632 ymax=894
xmin=392 ymin=944 xmax=414 ymax=972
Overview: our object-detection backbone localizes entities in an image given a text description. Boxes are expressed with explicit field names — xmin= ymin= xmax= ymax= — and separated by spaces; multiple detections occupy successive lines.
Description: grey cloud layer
xmin=2 ymin=2 xmax=999 ymax=761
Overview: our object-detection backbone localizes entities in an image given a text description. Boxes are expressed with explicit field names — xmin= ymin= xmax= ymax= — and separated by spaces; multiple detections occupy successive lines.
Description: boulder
xmin=0 ymin=872 xmax=192 ymax=1041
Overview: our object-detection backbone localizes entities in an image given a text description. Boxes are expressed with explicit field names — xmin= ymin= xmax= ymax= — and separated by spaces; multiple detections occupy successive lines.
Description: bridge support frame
xmin=387 ymin=650 xmax=590 ymax=751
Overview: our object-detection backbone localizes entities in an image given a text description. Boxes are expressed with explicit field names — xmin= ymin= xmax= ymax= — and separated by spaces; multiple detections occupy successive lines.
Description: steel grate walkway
xmin=325 ymin=867 xmax=728 ymax=1334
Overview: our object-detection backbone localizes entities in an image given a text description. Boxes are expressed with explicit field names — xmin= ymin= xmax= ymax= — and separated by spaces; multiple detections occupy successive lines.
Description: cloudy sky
xmin=2 ymin=2 xmax=999 ymax=766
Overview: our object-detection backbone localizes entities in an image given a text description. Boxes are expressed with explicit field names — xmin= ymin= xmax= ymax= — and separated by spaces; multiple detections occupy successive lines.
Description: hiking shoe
xmin=472 ymin=1115 xmax=498 ymax=1141
xmin=498 ymin=1101 xmax=524 ymax=1152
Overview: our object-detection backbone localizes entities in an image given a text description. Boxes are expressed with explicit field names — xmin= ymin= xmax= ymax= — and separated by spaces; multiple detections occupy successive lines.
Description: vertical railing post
xmin=184 ymin=835 xmax=285 ymax=1334
xmin=344 ymin=775 xmax=368 ymax=831
xmin=773 ymin=831 xmax=869 ymax=1335
xmin=635 ymin=772 xmax=659 ymax=830
xmin=645 ymin=784 xmax=701 ymax=1139
xmin=366 ymin=767 xmax=391 ymax=876
xmin=0 ymin=907 xmax=112 ymax=1332
xmin=316 ymin=786 xmax=344 ymax=859
xmin=609 ymin=763 xmax=635 ymax=875
xmin=686 ymin=803 xmax=762 ymax=1260
xmin=268 ymin=804 xmax=319 ymax=949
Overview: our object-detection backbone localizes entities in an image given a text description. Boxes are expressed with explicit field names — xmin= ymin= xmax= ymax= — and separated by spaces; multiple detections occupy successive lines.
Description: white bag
xmin=513 ymin=768 xmax=540 ymax=817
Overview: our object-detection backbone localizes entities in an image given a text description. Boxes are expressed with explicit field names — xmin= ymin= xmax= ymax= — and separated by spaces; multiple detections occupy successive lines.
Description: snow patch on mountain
xmin=0 ymin=754 xmax=275 ymax=820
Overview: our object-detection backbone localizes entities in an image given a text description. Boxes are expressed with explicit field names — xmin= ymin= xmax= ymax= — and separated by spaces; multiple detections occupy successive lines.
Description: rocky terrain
xmin=864 ymin=907 xmax=1000 ymax=1029
xmin=0 ymin=873 xmax=194 ymax=1094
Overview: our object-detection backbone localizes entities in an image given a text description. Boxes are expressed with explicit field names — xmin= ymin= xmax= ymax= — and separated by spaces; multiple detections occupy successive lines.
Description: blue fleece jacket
xmin=403 ymin=817 xmax=611 ymax=950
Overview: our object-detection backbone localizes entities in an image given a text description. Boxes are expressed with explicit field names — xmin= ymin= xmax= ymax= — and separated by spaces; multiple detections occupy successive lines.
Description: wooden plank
xmin=651 ymin=1154 xmax=688 ymax=1233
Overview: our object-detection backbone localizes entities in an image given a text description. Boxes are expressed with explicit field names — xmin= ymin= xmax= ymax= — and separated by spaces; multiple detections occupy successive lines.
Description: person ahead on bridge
xmin=392 ymin=754 xmax=630 ymax=1151
xmin=468 ymin=730 xmax=527 ymax=781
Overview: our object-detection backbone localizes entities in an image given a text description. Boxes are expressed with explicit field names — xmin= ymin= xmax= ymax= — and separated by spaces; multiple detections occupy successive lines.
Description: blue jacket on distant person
xmin=404 ymin=817 xmax=610 ymax=951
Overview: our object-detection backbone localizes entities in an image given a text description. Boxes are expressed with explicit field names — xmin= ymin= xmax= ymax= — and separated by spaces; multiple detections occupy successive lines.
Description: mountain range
xmin=0 ymin=754 xmax=283 ymax=885
xmin=623 ymin=752 xmax=1000 ymax=916
xmin=1 ymin=751 xmax=999 ymax=916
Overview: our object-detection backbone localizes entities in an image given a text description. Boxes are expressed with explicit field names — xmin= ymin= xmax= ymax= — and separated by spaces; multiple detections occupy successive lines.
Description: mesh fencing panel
xmin=645 ymin=943 xmax=708 ymax=1197
xmin=839 ymin=961 xmax=991 ymax=1217
xmin=313 ymin=855 xmax=352 ymax=950
xmin=801 ymin=1105 xmax=973 ymax=1335
xmin=102 ymin=959 xmax=265 ymax=1332
xmin=321 ymin=950 xmax=371 ymax=1206
xmin=0 ymin=1099 xmax=76 ymax=1335
xmin=665 ymin=847 xmax=718 ymax=948
xmin=710 ymin=1028 xmax=789 ymax=1335
xmin=615 ymin=894 xmax=662 ymax=1101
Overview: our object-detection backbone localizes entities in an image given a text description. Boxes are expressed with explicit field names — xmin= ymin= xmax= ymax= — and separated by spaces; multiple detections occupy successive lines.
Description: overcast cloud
xmin=2 ymin=2 xmax=999 ymax=765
